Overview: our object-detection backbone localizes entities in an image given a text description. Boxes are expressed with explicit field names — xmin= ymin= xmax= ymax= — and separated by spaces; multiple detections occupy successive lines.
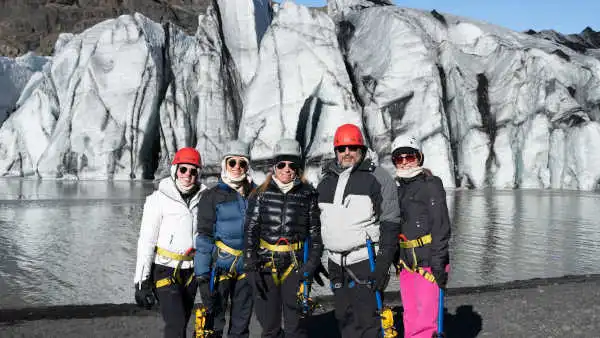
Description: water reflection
xmin=1 ymin=179 xmax=600 ymax=308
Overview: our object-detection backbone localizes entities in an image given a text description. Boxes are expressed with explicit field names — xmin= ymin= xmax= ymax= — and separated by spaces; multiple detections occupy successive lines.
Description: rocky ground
xmin=1 ymin=275 xmax=599 ymax=337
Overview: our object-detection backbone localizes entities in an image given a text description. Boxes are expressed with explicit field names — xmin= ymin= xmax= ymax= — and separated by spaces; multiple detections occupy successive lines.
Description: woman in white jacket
xmin=134 ymin=147 xmax=207 ymax=338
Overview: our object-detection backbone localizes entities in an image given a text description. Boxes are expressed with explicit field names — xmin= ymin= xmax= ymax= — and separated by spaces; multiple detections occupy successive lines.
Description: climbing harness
xmin=260 ymin=237 xmax=303 ymax=286
xmin=213 ymin=240 xmax=247 ymax=282
xmin=366 ymin=235 xmax=398 ymax=338
xmin=396 ymin=233 xmax=436 ymax=283
xmin=154 ymin=247 xmax=195 ymax=288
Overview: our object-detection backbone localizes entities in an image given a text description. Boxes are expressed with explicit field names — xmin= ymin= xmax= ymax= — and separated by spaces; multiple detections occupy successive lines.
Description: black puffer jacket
xmin=396 ymin=170 xmax=451 ymax=275
xmin=244 ymin=175 xmax=323 ymax=273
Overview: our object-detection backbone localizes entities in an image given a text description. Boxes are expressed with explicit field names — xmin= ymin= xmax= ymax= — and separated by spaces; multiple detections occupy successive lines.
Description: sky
xmin=294 ymin=0 xmax=599 ymax=34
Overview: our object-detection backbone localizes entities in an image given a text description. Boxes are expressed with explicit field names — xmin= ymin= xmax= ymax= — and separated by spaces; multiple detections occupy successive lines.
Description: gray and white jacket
xmin=317 ymin=158 xmax=402 ymax=266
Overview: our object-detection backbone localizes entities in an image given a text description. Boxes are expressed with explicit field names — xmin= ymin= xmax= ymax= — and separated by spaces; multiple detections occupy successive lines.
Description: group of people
xmin=133 ymin=123 xmax=451 ymax=338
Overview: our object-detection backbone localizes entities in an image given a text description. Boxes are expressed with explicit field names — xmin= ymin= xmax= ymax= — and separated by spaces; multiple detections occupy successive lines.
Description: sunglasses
xmin=335 ymin=145 xmax=361 ymax=153
xmin=178 ymin=166 xmax=199 ymax=176
xmin=227 ymin=158 xmax=248 ymax=169
xmin=276 ymin=161 xmax=300 ymax=170
xmin=392 ymin=153 xmax=418 ymax=165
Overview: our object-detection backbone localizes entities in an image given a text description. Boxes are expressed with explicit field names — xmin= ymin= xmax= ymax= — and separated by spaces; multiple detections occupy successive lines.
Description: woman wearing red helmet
xmin=134 ymin=147 xmax=207 ymax=337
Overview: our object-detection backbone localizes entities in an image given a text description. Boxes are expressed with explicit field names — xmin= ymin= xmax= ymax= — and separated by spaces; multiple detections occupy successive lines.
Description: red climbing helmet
xmin=172 ymin=147 xmax=202 ymax=167
xmin=333 ymin=123 xmax=365 ymax=147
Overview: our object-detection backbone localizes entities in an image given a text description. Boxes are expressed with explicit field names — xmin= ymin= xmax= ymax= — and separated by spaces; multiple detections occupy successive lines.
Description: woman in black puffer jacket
xmin=243 ymin=138 xmax=322 ymax=338
xmin=391 ymin=135 xmax=451 ymax=338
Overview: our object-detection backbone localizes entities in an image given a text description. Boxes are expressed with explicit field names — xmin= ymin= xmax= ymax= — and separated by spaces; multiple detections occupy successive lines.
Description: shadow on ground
xmin=305 ymin=305 xmax=482 ymax=338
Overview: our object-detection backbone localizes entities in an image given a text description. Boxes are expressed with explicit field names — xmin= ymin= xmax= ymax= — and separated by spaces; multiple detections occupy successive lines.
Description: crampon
xmin=194 ymin=305 xmax=214 ymax=338
xmin=379 ymin=306 xmax=398 ymax=337
xmin=296 ymin=282 xmax=320 ymax=318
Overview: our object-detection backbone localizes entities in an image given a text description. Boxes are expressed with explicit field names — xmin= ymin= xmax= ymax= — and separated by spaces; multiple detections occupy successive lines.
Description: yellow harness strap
xmin=397 ymin=234 xmax=436 ymax=283
xmin=155 ymin=273 xmax=195 ymax=288
xmin=156 ymin=247 xmax=194 ymax=261
xmin=259 ymin=239 xmax=303 ymax=286
xmin=215 ymin=240 xmax=243 ymax=257
xmin=398 ymin=233 xmax=432 ymax=249
xmin=259 ymin=239 xmax=303 ymax=252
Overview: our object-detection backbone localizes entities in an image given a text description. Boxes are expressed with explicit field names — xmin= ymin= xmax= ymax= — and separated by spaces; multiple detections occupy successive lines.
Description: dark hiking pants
xmin=206 ymin=276 xmax=254 ymax=338
xmin=329 ymin=259 xmax=380 ymax=338
xmin=253 ymin=270 xmax=307 ymax=338
xmin=154 ymin=265 xmax=197 ymax=338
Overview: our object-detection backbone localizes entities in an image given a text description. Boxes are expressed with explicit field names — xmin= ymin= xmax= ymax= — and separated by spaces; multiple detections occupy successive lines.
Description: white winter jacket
xmin=133 ymin=177 xmax=206 ymax=284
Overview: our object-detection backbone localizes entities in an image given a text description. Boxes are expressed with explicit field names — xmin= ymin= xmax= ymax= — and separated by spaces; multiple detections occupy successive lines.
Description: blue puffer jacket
xmin=195 ymin=180 xmax=255 ymax=278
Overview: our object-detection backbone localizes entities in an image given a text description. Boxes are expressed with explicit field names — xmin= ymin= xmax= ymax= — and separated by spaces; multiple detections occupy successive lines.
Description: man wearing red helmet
xmin=134 ymin=147 xmax=207 ymax=337
xmin=317 ymin=124 xmax=402 ymax=338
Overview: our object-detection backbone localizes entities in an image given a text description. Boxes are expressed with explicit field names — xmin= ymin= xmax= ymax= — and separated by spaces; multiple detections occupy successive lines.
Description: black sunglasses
xmin=178 ymin=166 xmax=198 ymax=176
xmin=276 ymin=161 xmax=300 ymax=170
xmin=335 ymin=145 xmax=361 ymax=153
xmin=227 ymin=158 xmax=248 ymax=169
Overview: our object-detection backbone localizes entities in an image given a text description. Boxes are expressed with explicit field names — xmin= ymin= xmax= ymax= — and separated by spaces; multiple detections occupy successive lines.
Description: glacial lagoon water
xmin=1 ymin=178 xmax=600 ymax=309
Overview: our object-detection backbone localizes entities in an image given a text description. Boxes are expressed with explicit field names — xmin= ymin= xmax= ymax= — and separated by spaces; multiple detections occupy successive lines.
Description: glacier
xmin=0 ymin=0 xmax=599 ymax=190
xmin=0 ymin=52 xmax=50 ymax=126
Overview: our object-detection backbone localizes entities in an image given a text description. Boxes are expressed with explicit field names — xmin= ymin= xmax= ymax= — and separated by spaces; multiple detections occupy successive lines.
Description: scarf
xmin=396 ymin=166 xmax=424 ymax=179
xmin=272 ymin=176 xmax=295 ymax=194
xmin=221 ymin=157 xmax=251 ymax=194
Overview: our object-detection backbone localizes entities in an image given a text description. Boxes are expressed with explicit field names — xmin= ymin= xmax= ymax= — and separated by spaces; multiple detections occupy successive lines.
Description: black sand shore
xmin=2 ymin=274 xmax=599 ymax=337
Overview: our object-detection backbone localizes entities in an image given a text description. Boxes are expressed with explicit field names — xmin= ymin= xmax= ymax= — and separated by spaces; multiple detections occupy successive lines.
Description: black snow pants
xmin=253 ymin=270 xmax=307 ymax=338
xmin=154 ymin=265 xmax=198 ymax=338
xmin=329 ymin=259 xmax=380 ymax=338
xmin=205 ymin=276 xmax=254 ymax=338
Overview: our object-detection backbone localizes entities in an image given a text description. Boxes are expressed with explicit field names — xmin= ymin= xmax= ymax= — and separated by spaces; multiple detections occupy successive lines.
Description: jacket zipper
xmin=281 ymin=192 xmax=288 ymax=239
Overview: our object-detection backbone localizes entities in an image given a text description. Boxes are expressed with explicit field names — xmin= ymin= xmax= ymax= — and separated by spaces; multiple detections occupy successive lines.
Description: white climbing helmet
xmin=391 ymin=135 xmax=422 ymax=154
xmin=223 ymin=140 xmax=251 ymax=160
xmin=273 ymin=138 xmax=302 ymax=158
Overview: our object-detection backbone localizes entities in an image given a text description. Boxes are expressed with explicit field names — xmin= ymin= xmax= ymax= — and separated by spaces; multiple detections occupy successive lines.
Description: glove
xmin=432 ymin=269 xmax=448 ymax=290
xmin=299 ymin=264 xmax=315 ymax=282
xmin=196 ymin=276 xmax=212 ymax=303
xmin=134 ymin=280 xmax=156 ymax=309
xmin=243 ymin=252 xmax=259 ymax=272
xmin=372 ymin=260 xmax=391 ymax=292
xmin=248 ymin=271 xmax=267 ymax=300
xmin=312 ymin=263 xmax=329 ymax=287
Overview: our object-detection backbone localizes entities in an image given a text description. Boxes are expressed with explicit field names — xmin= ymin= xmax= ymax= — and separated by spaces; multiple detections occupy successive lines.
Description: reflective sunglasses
xmin=276 ymin=161 xmax=300 ymax=170
xmin=227 ymin=158 xmax=248 ymax=169
xmin=178 ymin=166 xmax=199 ymax=176
xmin=335 ymin=145 xmax=361 ymax=153
xmin=392 ymin=153 xmax=418 ymax=165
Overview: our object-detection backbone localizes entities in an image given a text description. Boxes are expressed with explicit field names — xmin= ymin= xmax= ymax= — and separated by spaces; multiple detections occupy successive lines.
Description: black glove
xmin=134 ymin=280 xmax=156 ymax=309
xmin=299 ymin=264 xmax=315 ymax=282
xmin=432 ymin=269 xmax=448 ymax=290
xmin=372 ymin=260 xmax=392 ymax=292
xmin=312 ymin=263 xmax=329 ymax=287
xmin=196 ymin=276 xmax=212 ymax=303
xmin=243 ymin=252 xmax=259 ymax=272
xmin=248 ymin=271 xmax=267 ymax=299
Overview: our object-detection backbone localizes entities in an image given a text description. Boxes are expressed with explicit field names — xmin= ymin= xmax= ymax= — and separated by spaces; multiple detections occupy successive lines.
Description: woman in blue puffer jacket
xmin=194 ymin=140 xmax=256 ymax=338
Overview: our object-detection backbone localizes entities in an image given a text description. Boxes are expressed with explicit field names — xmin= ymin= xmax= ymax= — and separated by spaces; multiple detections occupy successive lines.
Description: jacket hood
xmin=158 ymin=177 xmax=206 ymax=204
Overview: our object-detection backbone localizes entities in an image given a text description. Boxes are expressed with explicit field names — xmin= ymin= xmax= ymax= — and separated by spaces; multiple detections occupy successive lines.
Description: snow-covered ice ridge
xmin=0 ymin=0 xmax=599 ymax=190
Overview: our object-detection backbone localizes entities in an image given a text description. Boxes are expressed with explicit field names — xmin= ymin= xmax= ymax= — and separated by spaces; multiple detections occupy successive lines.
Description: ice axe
xmin=297 ymin=238 xmax=318 ymax=317
xmin=366 ymin=235 xmax=398 ymax=338
xmin=434 ymin=288 xmax=445 ymax=338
